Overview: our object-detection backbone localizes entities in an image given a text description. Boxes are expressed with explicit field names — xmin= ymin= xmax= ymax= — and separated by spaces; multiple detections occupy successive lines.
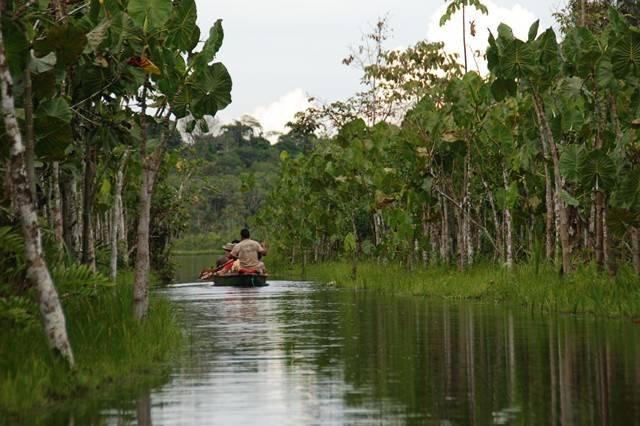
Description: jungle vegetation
xmin=0 ymin=0 xmax=231 ymax=410
xmin=257 ymin=1 xmax=640 ymax=286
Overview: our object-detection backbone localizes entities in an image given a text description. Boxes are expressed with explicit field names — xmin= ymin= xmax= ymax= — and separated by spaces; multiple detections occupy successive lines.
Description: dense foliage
xmin=174 ymin=117 xmax=317 ymax=248
xmin=0 ymin=0 xmax=231 ymax=365
xmin=258 ymin=5 xmax=640 ymax=279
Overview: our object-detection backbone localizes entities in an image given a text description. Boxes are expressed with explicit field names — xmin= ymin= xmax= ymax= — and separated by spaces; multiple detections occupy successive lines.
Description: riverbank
xmin=0 ymin=272 xmax=183 ymax=421
xmin=281 ymin=261 xmax=640 ymax=318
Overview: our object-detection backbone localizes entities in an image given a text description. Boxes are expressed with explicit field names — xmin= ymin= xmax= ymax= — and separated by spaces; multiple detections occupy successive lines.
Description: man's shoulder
xmin=236 ymin=239 xmax=260 ymax=248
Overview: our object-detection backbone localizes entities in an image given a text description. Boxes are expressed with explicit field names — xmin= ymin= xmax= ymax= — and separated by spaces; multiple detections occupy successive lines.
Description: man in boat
xmin=216 ymin=242 xmax=236 ymax=268
xmin=229 ymin=228 xmax=267 ymax=274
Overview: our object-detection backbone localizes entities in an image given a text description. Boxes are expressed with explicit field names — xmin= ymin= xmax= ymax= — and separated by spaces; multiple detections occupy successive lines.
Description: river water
xmin=58 ymin=255 xmax=640 ymax=424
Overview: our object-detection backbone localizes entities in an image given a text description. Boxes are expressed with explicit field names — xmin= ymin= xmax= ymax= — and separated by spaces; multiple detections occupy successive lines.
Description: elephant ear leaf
xmin=528 ymin=20 xmax=540 ymax=42
xmin=34 ymin=23 xmax=87 ymax=68
xmin=167 ymin=0 xmax=200 ymax=52
xmin=127 ymin=0 xmax=172 ymax=30
xmin=614 ymin=170 xmax=640 ymax=211
xmin=191 ymin=20 xmax=224 ymax=70
xmin=34 ymin=98 xmax=73 ymax=160
xmin=560 ymin=145 xmax=586 ymax=184
xmin=610 ymin=30 xmax=640 ymax=79
xmin=190 ymin=63 xmax=232 ymax=118
xmin=580 ymin=150 xmax=616 ymax=191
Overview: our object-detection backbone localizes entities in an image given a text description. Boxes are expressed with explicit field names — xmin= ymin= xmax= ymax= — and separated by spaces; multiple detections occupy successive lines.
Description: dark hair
xmin=240 ymin=228 xmax=250 ymax=239
xmin=231 ymin=239 xmax=240 ymax=244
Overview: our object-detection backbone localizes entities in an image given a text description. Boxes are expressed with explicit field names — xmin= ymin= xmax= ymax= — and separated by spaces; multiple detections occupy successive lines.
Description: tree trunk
xmin=632 ymin=227 xmax=640 ymax=277
xmin=603 ymin=203 xmax=617 ymax=277
xmin=532 ymin=91 xmax=571 ymax=273
xmin=462 ymin=3 xmax=468 ymax=73
xmin=134 ymin=165 xmax=155 ymax=321
xmin=463 ymin=145 xmax=473 ymax=267
xmin=110 ymin=152 xmax=128 ymax=281
xmin=51 ymin=162 xmax=64 ymax=253
xmin=0 ymin=22 xmax=74 ymax=367
xmin=23 ymin=69 xmax=37 ymax=201
xmin=544 ymin=163 xmax=555 ymax=260
xmin=133 ymin=78 xmax=174 ymax=321
xmin=483 ymin=179 xmax=502 ymax=262
xmin=61 ymin=171 xmax=80 ymax=258
xmin=441 ymin=196 xmax=451 ymax=264
xmin=82 ymin=141 xmax=96 ymax=271
xmin=503 ymin=170 xmax=513 ymax=269
xmin=350 ymin=216 xmax=358 ymax=280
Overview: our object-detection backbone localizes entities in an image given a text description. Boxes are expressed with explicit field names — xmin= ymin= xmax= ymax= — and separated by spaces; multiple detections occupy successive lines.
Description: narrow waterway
xmin=80 ymin=256 xmax=640 ymax=424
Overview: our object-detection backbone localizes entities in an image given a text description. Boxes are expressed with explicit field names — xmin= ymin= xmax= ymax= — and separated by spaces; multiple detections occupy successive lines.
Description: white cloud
xmin=249 ymin=89 xmax=312 ymax=143
xmin=426 ymin=0 xmax=538 ymax=74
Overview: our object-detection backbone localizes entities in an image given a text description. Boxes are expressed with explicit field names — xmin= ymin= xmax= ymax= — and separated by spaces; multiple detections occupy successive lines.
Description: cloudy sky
xmin=195 ymin=0 xmax=566 ymax=138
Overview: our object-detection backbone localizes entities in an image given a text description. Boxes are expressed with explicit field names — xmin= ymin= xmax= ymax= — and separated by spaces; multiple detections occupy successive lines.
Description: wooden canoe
xmin=212 ymin=274 xmax=268 ymax=287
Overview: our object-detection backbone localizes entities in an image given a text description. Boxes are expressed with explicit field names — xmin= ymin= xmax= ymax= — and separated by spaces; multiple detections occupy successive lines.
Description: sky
xmin=195 ymin=0 xmax=566 ymax=139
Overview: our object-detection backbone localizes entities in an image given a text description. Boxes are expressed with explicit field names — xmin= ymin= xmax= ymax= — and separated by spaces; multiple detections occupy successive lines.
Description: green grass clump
xmin=283 ymin=260 xmax=640 ymax=318
xmin=0 ymin=271 xmax=183 ymax=419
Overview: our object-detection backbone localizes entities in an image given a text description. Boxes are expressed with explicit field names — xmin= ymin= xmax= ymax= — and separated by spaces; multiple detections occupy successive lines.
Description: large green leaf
xmin=490 ymin=78 xmax=516 ymax=101
xmin=191 ymin=20 xmax=224 ymax=70
xmin=2 ymin=19 xmax=29 ymax=77
xmin=500 ymin=39 xmax=536 ymax=80
xmin=34 ymin=24 xmax=87 ymax=67
xmin=167 ymin=0 xmax=200 ymax=52
xmin=34 ymin=116 xmax=72 ymax=160
xmin=127 ymin=0 xmax=172 ymax=30
xmin=610 ymin=31 xmax=640 ymax=78
xmin=36 ymin=98 xmax=73 ymax=123
xmin=190 ymin=62 xmax=232 ymax=118
xmin=614 ymin=170 xmax=640 ymax=211
xmin=580 ymin=150 xmax=617 ymax=191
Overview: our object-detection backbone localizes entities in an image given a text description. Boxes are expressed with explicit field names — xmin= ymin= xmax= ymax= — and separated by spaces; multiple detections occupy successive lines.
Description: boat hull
xmin=212 ymin=274 xmax=268 ymax=287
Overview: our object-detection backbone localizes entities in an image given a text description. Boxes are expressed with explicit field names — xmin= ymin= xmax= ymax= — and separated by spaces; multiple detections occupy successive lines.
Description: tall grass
xmin=285 ymin=260 xmax=640 ymax=318
xmin=0 ymin=271 xmax=183 ymax=418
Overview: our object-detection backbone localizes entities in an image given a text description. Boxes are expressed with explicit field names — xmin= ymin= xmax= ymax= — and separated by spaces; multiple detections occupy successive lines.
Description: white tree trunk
xmin=503 ymin=170 xmax=513 ymax=269
xmin=52 ymin=162 xmax=64 ymax=253
xmin=134 ymin=167 xmax=154 ymax=320
xmin=110 ymin=152 xmax=128 ymax=281
xmin=0 ymin=22 xmax=74 ymax=367
xmin=632 ymin=227 xmax=640 ymax=277
xmin=61 ymin=171 xmax=79 ymax=258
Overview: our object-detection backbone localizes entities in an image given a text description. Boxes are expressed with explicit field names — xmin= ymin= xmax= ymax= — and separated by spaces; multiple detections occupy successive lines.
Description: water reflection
xmin=99 ymin=280 xmax=640 ymax=425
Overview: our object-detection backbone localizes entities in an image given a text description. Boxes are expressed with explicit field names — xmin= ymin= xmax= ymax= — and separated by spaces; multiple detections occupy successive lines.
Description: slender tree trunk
xmin=118 ymin=187 xmax=128 ymax=266
xmin=462 ymin=3 xmax=468 ymax=73
xmin=23 ymin=69 xmax=37 ymax=200
xmin=482 ymin=180 xmax=502 ymax=262
xmin=0 ymin=21 xmax=74 ymax=367
xmin=603 ymin=203 xmax=617 ymax=277
xmin=51 ymin=162 xmax=64 ymax=253
xmin=463 ymin=144 xmax=473 ymax=266
xmin=82 ymin=141 xmax=96 ymax=271
xmin=61 ymin=171 xmax=80 ymax=258
xmin=544 ymin=163 xmax=555 ymax=260
xmin=441 ymin=196 xmax=451 ymax=264
xmin=133 ymin=78 xmax=174 ymax=321
xmin=632 ymin=227 xmax=640 ymax=277
xmin=110 ymin=152 xmax=128 ymax=281
xmin=134 ymin=165 xmax=155 ymax=320
xmin=532 ymin=91 xmax=571 ymax=273
xmin=503 ymin=170 xmax=513 ymax=269
xmin=350 ymin=216 xmax=358 ymax=280
xmin=595 ymin=191 xmax=604 ymax=269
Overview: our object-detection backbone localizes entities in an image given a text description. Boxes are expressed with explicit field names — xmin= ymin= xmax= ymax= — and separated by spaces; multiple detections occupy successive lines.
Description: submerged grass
xmin=0 ymin=271 xmax=183 ymax=419
xmin=281 ymin=260 xmax=640 ymax=318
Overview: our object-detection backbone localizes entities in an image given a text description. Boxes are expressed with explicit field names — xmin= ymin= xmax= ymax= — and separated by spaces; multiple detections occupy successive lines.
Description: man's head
xmin=222 ymin=242 xmax=235 ymax=252
xmin=240 ymin=228 xmax=250 ymax=240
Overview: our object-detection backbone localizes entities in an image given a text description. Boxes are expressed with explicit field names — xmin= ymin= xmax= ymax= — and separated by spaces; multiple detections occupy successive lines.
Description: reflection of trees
xmin=275 ymin=289 xmax=640 ymax=423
